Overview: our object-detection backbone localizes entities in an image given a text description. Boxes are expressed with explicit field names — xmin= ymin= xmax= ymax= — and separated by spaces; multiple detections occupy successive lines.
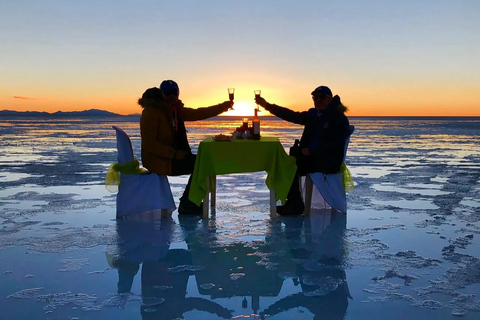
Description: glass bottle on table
xmin=252 ymin=108 xmax=260 ymax=140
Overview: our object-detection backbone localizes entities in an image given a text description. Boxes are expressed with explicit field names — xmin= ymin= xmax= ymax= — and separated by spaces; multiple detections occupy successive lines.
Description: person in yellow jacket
xmin=138 ymin=80 xmax=233 ymax=215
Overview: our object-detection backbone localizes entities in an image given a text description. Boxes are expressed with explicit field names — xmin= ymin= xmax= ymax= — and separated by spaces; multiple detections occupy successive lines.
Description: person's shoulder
xmin=141 ymin=104 xmax=155 ymax=112
xmin=141 ymin=105 xmax=163 ymax=119
xmin=339 ymin=111 xmax=348 ymax=120
xmin=338 ymin=112 xmax=349 ymax=125
xmin=328 ymin=108 xmax=348 ymax=125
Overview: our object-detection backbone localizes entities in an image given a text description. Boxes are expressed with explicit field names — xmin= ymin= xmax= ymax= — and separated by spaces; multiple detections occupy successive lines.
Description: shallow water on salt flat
xmin=0 ymin=116 xmax=479 ymax=319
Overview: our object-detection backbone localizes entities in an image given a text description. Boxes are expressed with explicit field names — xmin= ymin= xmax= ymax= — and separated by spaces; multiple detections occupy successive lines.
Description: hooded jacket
xmin=263 ymin=95 xmax=350 ymax=174
xmin=138 ymin=92 xmax=230 ymax=175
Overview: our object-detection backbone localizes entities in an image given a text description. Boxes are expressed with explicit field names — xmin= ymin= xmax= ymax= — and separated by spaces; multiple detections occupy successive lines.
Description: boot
xmin=178 ymin=197 xmax=203 ymax=216
xmin=276 ymin=198 xmax=305 ymax=216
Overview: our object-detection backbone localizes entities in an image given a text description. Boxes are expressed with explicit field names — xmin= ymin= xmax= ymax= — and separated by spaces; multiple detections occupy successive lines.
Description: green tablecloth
xmin=188 ymin=137 xmax=297 ymax=206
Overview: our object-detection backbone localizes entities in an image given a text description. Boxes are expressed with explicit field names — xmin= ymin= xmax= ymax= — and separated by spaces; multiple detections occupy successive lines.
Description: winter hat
xmin=159 ymin=80 xmax=179 ymax=95
xmin=311 ymin=86 xmax=332 ymax=97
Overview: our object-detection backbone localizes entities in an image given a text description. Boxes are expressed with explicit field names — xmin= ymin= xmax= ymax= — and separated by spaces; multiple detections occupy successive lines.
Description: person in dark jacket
xmin=255 ymin=85 xmax=350 ymax=215
xmin=138 ymin=80 xmax=233 ymax=215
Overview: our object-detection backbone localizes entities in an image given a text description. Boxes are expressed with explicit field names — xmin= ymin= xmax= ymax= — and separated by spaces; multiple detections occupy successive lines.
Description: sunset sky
xmin=1 ymin=0 xmax=479 ymax=116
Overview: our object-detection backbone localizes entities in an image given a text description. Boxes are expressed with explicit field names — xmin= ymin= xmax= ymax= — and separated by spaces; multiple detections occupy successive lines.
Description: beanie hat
xmin=311 ymin=86 xmax=332 ymax=97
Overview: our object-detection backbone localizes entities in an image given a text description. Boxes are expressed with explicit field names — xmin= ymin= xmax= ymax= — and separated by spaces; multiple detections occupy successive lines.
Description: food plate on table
xmin=213 ymin=134 xmax=232 ymax=141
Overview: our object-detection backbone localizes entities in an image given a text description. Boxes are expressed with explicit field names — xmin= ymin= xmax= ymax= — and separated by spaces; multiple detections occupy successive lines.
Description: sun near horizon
xmin=221 ymin=101 xmax=270 ymax=117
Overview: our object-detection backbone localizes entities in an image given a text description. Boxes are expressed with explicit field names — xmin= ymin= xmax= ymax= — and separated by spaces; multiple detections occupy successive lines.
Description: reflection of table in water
xmin=186 ymin=210 xmax=350 ymax=317
xmin=188 ymin=137 xmax=297 ymax=218
xmin=192 ymin=242 xmax=286 ymax=296
xmin=107 ymin=211 xmax=350 ymax=318
xmin=189 ymin=241 xmax=291 ymax=314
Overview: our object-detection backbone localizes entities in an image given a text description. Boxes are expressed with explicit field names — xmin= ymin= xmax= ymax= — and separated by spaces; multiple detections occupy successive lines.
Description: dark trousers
xmin=288 ymin=152 xmax=315 ymax=202
xmin=171 ymin=154 xmax=197 ymax=203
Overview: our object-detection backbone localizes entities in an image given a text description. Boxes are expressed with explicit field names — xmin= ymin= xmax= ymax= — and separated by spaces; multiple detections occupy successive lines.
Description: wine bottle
xmin=252 ymin=108 xmax=260 ymax=140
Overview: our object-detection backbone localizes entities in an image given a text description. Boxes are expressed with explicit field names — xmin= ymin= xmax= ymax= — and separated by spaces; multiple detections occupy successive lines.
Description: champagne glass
xmin=242 ymin=117 xmax=250 ymax=139
xmin=228 ymin=88 xmax=235 ymax=101
xmin=254 ymin=90 xmax=261 ymax=109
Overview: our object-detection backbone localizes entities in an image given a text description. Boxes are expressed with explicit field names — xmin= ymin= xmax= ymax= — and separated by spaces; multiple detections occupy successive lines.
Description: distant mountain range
xmin=0 ymin=109 xmax=272 ymax=119
xmin=0 ymin=109 xmax=138 ymax=117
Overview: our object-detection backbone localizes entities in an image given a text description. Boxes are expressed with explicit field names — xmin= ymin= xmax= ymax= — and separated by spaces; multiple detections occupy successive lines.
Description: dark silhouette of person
xmin=255 ymin=86 xmax=350 ymax=216
xmin=138 ymin=80 xmax=234 ymax=215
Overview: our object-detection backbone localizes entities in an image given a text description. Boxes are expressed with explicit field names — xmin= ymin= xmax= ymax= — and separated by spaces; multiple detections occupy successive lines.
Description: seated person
xmin=138 ymin=80 xmax=233 ymax=215
xmin=255 ymin=85 xmax=350 ymax=215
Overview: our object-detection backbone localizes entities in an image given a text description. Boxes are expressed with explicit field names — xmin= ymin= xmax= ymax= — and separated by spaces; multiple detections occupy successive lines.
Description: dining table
xmin=188 ymin=136 xmax=297 ymax=218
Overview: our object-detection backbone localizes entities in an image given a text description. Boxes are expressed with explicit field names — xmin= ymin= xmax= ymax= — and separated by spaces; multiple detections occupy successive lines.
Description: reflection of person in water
xmin=261 ymin=211 xmax=350 ymax=320
xmin=140 ymin=246 xmax=232 ymax=320
xmin=107 ymin=217 xmax=232 ymax=320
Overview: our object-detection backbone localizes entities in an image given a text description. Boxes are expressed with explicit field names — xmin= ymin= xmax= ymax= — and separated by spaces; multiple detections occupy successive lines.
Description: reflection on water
xmin=106 ymin=210 xmax=349 ymax=319
xmin=1 ymin=116 xmax=479 ymax=319
xmin=2 ymin=116 xmax=478 ymax=178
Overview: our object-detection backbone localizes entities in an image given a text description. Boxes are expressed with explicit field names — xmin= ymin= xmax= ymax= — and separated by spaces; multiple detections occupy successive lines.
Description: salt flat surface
xmin=0 ymin=117 xmax=479 ymax=320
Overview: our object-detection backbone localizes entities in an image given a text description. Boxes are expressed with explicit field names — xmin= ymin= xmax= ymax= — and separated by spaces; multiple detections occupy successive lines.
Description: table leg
xmin=203 ymin=177 xmax=210 ymax=218
xmin=269 ymin=189 xmax=276 ymax=217
xmin=211 ymin=176 xmax=216 ymax=214
xmin=161 ymin=209 xmax=169 ymax=218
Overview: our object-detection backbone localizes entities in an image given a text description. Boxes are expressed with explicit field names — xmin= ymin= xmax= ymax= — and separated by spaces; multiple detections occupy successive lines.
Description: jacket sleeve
xmin=140 ymin=108 xmax=176 ymax=159
xmin=181 ymin=103 xmax=229 ymax=121
xmin=264 ymin=103 xmax=308 ymax=125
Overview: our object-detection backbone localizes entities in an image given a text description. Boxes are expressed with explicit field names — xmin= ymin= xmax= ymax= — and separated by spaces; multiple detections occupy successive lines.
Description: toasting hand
xmin=255 ymin=96 xmax=268 ymax=108
xmin=219 ymin=100 xmax=234 ymax=111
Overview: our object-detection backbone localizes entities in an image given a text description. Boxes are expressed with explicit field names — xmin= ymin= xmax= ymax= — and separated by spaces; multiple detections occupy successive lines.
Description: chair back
xmin=304 ymin=125 xmax=355 ymax=215
xmin=113 ymin=126 xmax=134 ymax=164
xmin=342 ymin=125 xmax=355 ymax=162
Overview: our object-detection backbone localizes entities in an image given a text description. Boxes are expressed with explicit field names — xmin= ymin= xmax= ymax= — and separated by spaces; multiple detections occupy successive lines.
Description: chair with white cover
xmin=303 ymin=125 xmax=355 ymax=215
xmin=112 ymin=126 xmax=176 ymax=219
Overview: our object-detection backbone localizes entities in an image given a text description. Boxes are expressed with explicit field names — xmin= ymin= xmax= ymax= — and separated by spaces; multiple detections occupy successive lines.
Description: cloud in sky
xmin=13 ymin=96 xmax=36 ymax=100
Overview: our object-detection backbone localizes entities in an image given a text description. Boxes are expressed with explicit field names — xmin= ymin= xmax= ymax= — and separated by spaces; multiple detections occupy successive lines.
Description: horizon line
xmin=1 ymin=109 xmax=479 ymax=118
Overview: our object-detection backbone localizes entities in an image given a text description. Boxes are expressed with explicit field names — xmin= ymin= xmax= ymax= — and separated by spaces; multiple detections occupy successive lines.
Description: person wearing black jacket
xmin=255 ymin=86 xmax=350 ymax=216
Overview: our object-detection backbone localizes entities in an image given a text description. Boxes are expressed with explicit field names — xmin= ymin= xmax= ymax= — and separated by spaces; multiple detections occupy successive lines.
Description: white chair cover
xmin=113 ymin=126 xmax=176 ymax=218
xmin=303 ymin=125 xmax=355 ymax=214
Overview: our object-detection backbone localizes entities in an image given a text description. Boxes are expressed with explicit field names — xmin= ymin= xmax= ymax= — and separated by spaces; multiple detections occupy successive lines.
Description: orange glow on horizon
xmin=2 ymin=89 xmax=479 ymax=117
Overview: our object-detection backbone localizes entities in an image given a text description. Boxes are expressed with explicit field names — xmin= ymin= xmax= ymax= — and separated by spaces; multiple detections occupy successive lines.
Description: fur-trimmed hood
xmin=138 ymin=96 xmax=178 ymax=112
xmin=332 ymin=95 xmax=348 ymax=114
xmin=137 ymin=87 xmax=182 ymax=112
